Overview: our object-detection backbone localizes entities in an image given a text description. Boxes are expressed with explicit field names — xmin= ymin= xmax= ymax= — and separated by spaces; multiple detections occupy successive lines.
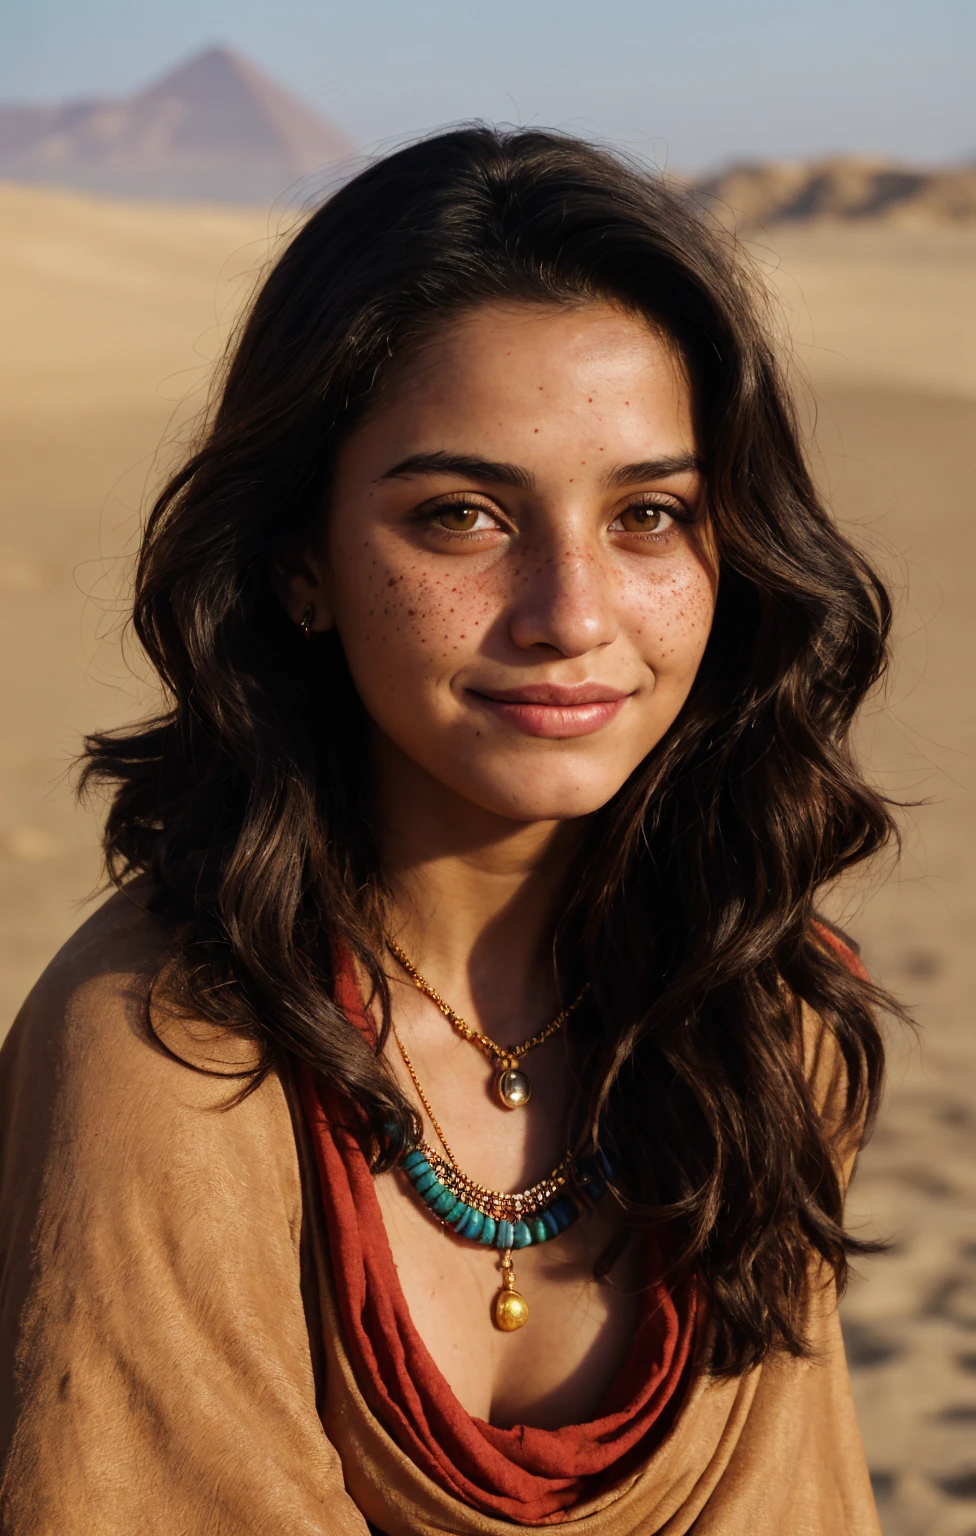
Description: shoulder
xmin=0 ymin=882 xmax=299 ymax=1222
xmin=810 ymin=917 xmax=869 ymax=981
xmin=7 ymin=879 xmax=162 ymax=1039
xmin=0 ymin=891 xmax=357 ymax=1533
xmin=5 ymin=879 xmax=265 ymax=1083
xmin=801 ymin=917 xmax=871 ymax=1083
xmin=797 ymin=920 xmax=874 ymax=1184
xmin=2 ymin=884 xmax=164 ymax=1133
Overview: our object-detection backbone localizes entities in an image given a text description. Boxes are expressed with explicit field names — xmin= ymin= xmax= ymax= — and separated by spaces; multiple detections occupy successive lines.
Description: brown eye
xmin=613 ymin=504 xmax=675 ymax=535
xmin=431 ymin=501 xmax=496 ymax=533
xmin=437 ymin=504 xmax=480 ymax=531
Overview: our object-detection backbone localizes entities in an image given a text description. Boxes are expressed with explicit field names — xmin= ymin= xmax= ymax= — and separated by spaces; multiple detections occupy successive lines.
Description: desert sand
xmin=1 ymin=180 xmax=974 ymax=1536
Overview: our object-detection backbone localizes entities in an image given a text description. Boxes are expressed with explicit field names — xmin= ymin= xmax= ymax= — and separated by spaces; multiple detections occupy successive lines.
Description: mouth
xmin=466 ymin=682 xmax=631 ymax=739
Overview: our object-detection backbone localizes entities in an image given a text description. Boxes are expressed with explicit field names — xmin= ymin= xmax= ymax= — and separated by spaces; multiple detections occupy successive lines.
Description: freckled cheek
xmin=330 ymin=541 xmax=501 ymax=666
xmin=624 ymin=559 xmax=716 ymax=669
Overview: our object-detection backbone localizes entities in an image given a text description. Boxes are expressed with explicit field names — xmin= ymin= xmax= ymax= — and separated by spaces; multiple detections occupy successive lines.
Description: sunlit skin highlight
xmin=291 ymin=302 xmax=716 ymax=826
xmin=280 ymin=302 xmax=718 ymax=1426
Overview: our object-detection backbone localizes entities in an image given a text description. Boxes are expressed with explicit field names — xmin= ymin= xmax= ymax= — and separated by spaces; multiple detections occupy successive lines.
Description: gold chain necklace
xmin=390 ymin=1018 xmax=574 ymax=1219
xmin=387 ymin=939 xmax=589 ymax=1109
xmin=389 ymin=1017 xmax=578 ymax=1330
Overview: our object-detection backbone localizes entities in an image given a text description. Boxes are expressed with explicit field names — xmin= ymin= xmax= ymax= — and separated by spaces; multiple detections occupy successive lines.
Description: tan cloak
xmin=0 ymin=892 xmax=880 ymax=1534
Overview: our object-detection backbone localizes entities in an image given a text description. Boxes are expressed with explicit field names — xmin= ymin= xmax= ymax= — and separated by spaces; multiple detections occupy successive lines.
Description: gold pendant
xmin=495 ymin=1063 xmax=532 ymax=1109
xmin=492 ymin=1251 xmax=529 ymax=1331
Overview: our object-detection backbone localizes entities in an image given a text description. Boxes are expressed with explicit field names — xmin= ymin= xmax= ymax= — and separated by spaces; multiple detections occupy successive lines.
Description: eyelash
xmin=609 ymin=496 xmax=694 ymax=538
xmin=420 ymin=495 xmax=504 ymax=537
xmin=420 ymin=494 xmax=692 ymax=541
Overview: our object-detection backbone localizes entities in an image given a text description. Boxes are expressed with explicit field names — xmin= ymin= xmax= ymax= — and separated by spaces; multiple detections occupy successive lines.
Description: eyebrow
xmin=378 ymin=451 xmax=533 ymax=489
xmin=378 ymin=448 xmax=703 ymax=490
xmin=603 ymin=453 xmax=703 ymax=488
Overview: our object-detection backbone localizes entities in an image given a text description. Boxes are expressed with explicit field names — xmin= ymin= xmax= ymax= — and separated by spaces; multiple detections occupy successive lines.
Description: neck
xmin=371 ymin=736 xmax=584 ymax=1020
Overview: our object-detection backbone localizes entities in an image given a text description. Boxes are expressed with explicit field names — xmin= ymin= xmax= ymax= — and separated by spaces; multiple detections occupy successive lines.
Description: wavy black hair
xmin=81 ymin=125 xmax=900 ymax=1374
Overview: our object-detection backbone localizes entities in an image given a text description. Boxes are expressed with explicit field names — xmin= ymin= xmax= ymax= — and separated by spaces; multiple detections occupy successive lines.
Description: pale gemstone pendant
xmin=495 ymin=1065 xmax=532 ymax=1109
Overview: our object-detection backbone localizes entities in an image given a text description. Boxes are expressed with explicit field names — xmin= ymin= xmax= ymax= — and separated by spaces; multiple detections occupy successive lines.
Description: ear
xmin=270 ymin=543 xmax=335 ymax=634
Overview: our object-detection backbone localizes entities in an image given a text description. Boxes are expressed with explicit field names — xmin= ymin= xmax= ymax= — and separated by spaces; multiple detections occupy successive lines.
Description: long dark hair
xmin=81 ymin=125 xmax=900 ymax=1374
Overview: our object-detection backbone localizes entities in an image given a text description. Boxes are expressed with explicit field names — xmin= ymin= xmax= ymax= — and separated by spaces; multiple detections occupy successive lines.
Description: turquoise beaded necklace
xmin=390 ymin=1016 xmax=610 ymax=1330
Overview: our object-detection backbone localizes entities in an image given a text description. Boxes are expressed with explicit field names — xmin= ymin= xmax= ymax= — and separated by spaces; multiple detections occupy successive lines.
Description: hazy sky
xmin=3 ymin=0 xmax=973 ymax=169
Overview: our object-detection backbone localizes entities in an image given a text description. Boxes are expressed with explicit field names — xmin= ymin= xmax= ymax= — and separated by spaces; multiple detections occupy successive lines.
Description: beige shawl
xmin=0 ymin=891 xmax=880 ymax=1534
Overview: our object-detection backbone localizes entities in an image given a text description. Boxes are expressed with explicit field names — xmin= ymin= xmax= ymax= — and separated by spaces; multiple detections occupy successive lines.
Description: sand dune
xmin=1 ymin=181 xmax=974 ymax=1536
xmin=692 ymin=158 xmax=976 ymax=230
xmin=0 ymin=181 xmax=278 ymax=411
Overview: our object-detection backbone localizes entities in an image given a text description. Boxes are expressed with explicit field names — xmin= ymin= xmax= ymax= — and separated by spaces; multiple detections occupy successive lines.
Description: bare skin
xmin=279 ymin=300 xmax=716 ymax=1429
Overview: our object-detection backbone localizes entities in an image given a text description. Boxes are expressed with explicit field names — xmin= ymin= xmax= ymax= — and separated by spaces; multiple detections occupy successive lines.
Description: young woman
xmin=0 ymin=128 xmax=896 ymax=1534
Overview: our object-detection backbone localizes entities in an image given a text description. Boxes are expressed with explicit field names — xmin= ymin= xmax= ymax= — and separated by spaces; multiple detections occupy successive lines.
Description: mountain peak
xmin=0 ymin=46 xmax=354 ymax=203
xmin=141 ymin=44 xmax=273 ymax=99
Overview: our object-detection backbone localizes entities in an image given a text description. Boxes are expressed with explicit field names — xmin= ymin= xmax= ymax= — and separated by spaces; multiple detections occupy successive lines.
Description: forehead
xmin=355 ymin=301 xmax=697 ymax=466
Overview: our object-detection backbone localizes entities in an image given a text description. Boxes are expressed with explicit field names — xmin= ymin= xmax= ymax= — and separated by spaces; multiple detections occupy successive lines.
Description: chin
xmin=455 ymin=759 xmax=631 ymax=824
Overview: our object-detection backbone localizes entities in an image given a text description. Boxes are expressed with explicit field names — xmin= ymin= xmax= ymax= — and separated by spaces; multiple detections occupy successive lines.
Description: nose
xmin=507 ymin=538 xmax=619 ymax=658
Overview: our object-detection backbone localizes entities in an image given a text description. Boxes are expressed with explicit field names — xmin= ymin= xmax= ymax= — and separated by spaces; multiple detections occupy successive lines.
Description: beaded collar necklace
xmin=387 ymin=949 xmax=609 ymax=1331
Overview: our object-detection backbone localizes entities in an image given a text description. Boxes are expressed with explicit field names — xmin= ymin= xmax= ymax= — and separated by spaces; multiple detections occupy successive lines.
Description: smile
xmin=466 ymin=683 xmax=631 ymax=739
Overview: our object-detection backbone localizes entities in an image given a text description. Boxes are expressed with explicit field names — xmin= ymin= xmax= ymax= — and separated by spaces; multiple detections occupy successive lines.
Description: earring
xmin=299 ymin=604 xmax=314 ymax=639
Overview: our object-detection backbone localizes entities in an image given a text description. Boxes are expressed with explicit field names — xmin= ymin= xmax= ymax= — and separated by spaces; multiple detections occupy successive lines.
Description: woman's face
xmin=294 ymin=301 xmax=716 ymax=823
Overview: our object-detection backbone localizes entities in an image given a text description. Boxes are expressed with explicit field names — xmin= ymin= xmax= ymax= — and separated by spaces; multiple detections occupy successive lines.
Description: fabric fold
xmin=298 ymin=955 xmax=697 ymax=1524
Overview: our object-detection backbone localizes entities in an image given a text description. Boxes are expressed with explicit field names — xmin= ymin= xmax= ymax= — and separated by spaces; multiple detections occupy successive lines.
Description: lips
xmin=467 ymin=681 xmax=631 ymax=739
xmin=475 ymin=682 xmax=628 ymax=706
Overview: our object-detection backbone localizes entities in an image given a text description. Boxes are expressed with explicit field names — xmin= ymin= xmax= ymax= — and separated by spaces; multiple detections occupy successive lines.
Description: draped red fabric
xmin=298 ymin=956 xmax=698 ymax=1524
xmin=813 ymin=920 xmax=870 ymax=981
xmin=299 ymin=927 xmax=863 ymax=1522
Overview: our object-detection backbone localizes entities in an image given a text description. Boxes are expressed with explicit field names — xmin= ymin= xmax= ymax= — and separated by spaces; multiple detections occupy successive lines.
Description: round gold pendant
xmin=493 ymin=1287 xmax=529 ymax=1331
xmin=496 ymin=1066 xmax=532 ymax=1109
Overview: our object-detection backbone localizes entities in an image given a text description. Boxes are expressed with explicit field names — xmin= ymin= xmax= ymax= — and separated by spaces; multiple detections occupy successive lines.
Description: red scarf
xmin=299 ymin=957 xmax=697 ymax=1524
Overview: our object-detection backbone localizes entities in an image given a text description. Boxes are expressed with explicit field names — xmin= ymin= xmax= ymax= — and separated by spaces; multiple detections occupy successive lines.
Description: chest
xmin=373 ymin=1167 xmax=641 ymax=1428
xmin=372 ymin=989 xmax=644 ymax=1426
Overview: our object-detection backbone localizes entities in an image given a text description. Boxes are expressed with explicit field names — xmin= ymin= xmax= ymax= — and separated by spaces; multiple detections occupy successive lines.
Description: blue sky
xmin=3 ymin=0 xmax=973 ymax=169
